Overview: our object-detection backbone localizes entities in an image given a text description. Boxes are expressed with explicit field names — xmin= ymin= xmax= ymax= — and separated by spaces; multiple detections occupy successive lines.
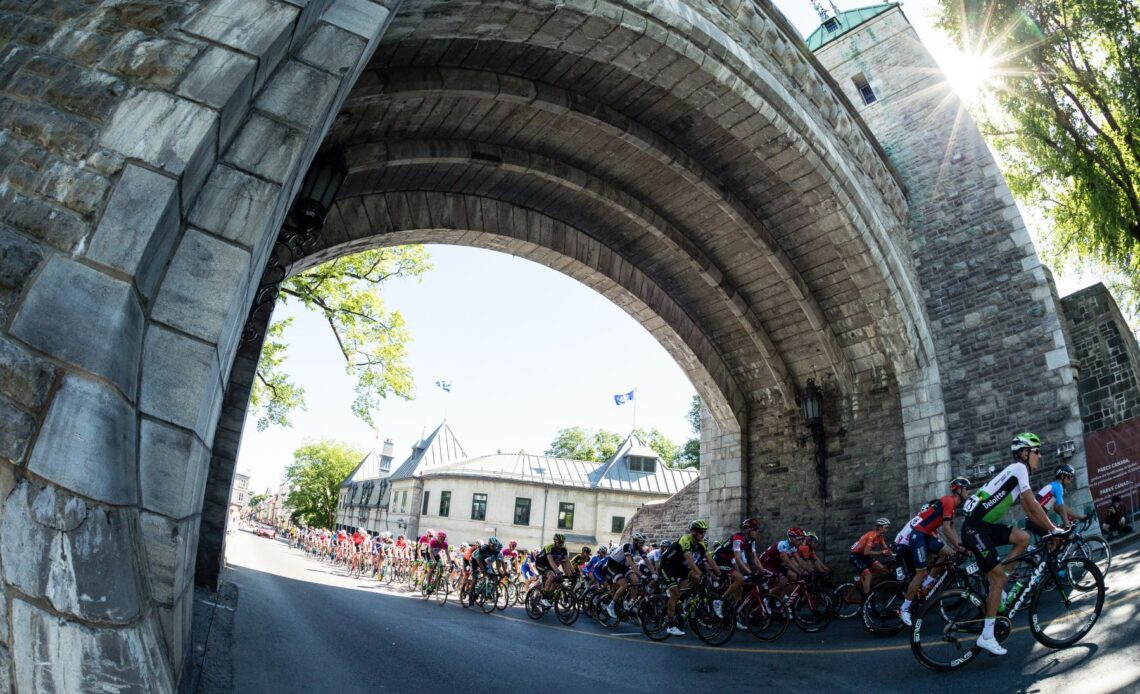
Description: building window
xmin=558 ymin=502 xmax=575 ymax=530
xmin=439 ymin=491 xmax=451 ymax=517
xmin=823 ymin=16 xmax=840 ymax=32
xmin=514 ymin=497 xmax=531 ymax=526
xmin=400 ymin=490 xmax=407 ymax=512
xmin=471 ymin=493 xmax=487 ymax=521
xmin=421 ymin=490 xmax=431 ymax=515
xmin=628 ymin=455 xmax=656 ymax=473
xmin=612 ymin=516 xmax=625 ymax=533
xmin=853 ymin=72 xmax=877 ymax=104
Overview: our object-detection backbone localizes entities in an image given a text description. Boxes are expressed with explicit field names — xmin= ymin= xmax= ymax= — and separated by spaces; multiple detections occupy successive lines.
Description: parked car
xmin=255 ymin=524 xmax=277 ymax=539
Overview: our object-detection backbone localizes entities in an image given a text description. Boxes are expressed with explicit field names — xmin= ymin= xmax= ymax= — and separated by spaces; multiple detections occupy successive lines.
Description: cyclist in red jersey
xmin=849 ymin=518 xmax=892 ymax=596
xmin=899 ymin=478 xmax=970 ymax=626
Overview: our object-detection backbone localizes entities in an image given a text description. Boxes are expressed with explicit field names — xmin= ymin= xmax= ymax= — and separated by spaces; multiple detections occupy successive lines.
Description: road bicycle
xmin=863 ymin=550 xmax=986 ymax=636
xmin=638 ymin=574 xmax=736 ymax=645
xmin=910 ymin=527 xmax=1105 ymax=671
xmin=461 ymin=570 xmax=500 ymax=614
xmin=735 ymin=575 xmax=789 ymax=641
xmin=831 ymin=558 xmax=900 ymax=620
xmin=524 ymin=575 xmax=579 ymax=625
xmin=420 ymin=561 xmax=451 ymax=606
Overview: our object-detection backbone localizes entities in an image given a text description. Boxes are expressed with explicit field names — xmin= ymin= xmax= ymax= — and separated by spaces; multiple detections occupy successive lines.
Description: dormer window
xmin=628 ymin=455 xmax=657 ymax=473
xmin=823 ymin=17 xmax=840 ymax=33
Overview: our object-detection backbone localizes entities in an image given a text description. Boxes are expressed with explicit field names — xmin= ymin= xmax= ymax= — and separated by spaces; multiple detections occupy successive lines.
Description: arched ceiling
xmin=312 ymin=0 xmax=931 ymax=428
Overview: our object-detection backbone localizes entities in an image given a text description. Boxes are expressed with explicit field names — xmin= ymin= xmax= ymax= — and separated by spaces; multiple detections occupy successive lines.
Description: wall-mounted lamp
xmin=1056 ymin=440 xmax=1077 ymax=459
xmin=801 ymin=378 xmax=827 ymax=499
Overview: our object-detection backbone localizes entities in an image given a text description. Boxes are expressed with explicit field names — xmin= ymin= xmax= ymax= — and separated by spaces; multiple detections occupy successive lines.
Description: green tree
xmin=545 ymin=426 xmax=598 ymax=461
xmin=938 ymin=0 xmax=1140 ymax=308
xmin=283 ymin=439 xmax=364 ymax=529
xmin=247 ymin=492 xmax=269 ymax=508
xmin=594 ymin=430 xmax=623 ymax=462
xmin=250 ymin=247 xmax=432 ymax=430
xmin=634 ymin=427 xmax=681 ymax=467
xmin=677 ymin=394 xmax=701 ymax=469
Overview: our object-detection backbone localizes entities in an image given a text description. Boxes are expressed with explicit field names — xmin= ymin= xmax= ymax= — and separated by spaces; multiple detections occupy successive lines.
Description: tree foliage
xmin=544 ymin=425 xmax=683 ymax=466
xmin=283 ymin=439 xmax=364 ymax=530
xmin=247 ymin=493 xmax=269 ymax=508
xmin=677 ymin=394 xmax=702 ymax=469
xmin=251 ymin=246 xmax=432 ymax=430
xmin=938 ymin=0 xmax=1140 ymax=307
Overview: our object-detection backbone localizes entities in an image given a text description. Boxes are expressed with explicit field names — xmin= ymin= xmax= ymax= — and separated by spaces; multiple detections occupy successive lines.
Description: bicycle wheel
xmin=555 ymin=588 xmax=579 ymax=625
xmin=638 ymin=594 xmax=670 ymax=641
xmin=1077 ymin=536 xmax=1112 ymax=576
xmin=1029 ymin=557 xmax=1104 ymax=648
xmin=523 ymin=587 xmax=545 ymax=620
xmin=791 ymin=590 xmax=832 ymax=633
xmin=496 ymin=582 xmax=510 ymax=611
xmin=480 ymin=582 xmax=499 ymax=614
xmin=690 ymin=596 xmax=736 ymax=646
xmin=595 ymin=593 xmax=621 ymax=628
xmin=911 ymin=588 xmax=986 ymax=672
xmin=435 ymin=576 xmax=450 ymax=606
xmin=746 ymin=593 xmax=788 ymax=642
xmin=862 ymin=580 xmax=904 ymax=636
xmin=831 ymin=581 xmax=863 ymax=620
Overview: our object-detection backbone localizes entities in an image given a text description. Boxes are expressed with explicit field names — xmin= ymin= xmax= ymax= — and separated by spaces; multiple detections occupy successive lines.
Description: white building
xmin=228 ymin=471 xmax=250 ymax=526
xmin=335 ymin=422 xmax=697 ymax=548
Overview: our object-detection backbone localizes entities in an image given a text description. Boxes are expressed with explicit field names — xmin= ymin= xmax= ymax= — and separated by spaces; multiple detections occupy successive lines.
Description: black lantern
xmin=802 ymin=378 xmax=823 ymax=428
xmin=294 ymin=147 xmax=348 ymax=236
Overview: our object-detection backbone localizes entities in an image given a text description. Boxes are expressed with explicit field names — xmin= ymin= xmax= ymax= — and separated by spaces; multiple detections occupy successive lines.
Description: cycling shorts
xmin=1024 ymin=518 xmax=1050 ymax=539
xmin=908 ymin=531 xmax=945 ymax=569
xmin=603 ymin=559 xmax=632 ymax=582
xmin=848 ymin=552 xmax=882 ymax=574
xmin=961 ymin=520 xmax=1012 ymax=573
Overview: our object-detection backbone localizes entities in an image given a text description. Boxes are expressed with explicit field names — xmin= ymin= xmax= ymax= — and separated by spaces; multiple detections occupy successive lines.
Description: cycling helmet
xmin=436 ymin=531 xmax=447 ymax=541
xmin=805 ymin=532 xmax=820 ymax=548
xmin=949 ymin=476 xmax=971 ymax=492
xmin=631 ymin=531 xmax=647 ymax=543
xmin=660 ymin=540 xmax=673 ymax=550
xmin=597 ymin=545 xmax=608 ymax=555
xmin=553 ymin=533 xmax=566 ymax=543
xmin=488 ymin=536 xmax=501 ymax=548
xmin=1056 ymin=463 xmax=1075 ymax=479
xmin=460 ymin=542 xmax=469 ymax=549
xmin=508 ymin=540 xmax=518 ymax=548
xmin=581 ymin=547 xmax=591 ymax=555
xmin=474 ymin=539 xmax=483 ymax=547
xmin=742 ymin=517 xmax=760 ymax=532
xmin=875 ymin=517 xmax=891 ymax=528
xmin=689 ymin=519 xmax=709 ymax=532
xmin=426 ymin=528 xmax=435 ymax=536
xmin=1011 ymin=432 xmax=1042 ymax=454
xmin=787 ymin=526 xmax=806 ymax=540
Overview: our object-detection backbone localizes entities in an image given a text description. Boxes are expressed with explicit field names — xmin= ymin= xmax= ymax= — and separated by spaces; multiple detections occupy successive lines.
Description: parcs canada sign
xmin=1084 ymin=418 xmax=1140 ymax=517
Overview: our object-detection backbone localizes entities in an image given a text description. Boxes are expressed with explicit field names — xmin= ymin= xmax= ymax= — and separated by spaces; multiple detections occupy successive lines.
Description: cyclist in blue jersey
xmin=960 ymin=432 xmax=1062 ymax=655
xmin=1026 ymin=463 xmax=1086 ymax=536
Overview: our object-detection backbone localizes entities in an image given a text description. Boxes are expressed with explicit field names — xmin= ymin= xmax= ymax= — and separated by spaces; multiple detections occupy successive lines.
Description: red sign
xmin=1084 ymin=418 xmax=1140 ymax=518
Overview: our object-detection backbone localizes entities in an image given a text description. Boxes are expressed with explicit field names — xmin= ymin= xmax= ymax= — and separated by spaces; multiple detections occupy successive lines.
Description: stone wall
xmin=623 ymin=478 xmax=700 ymax=545
xmin=1060 ymin=284 xmax=1140 ymax=433
xmin=814 ymin=8 xmax=1085 ymax=496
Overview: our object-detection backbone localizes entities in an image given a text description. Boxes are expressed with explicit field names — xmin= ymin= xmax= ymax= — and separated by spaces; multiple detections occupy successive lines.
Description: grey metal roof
xmin=387 ymin=421 xmax=468 ymax=481
xmin=804 ymin=3 xmax=897 ymax=51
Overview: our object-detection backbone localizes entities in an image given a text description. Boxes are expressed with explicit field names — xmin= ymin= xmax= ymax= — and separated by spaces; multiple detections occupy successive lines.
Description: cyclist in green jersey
xmin=960 ymin=432 xmax=1061 ymax=656
xmin=659 ymin=519 xmax=722 ymax=636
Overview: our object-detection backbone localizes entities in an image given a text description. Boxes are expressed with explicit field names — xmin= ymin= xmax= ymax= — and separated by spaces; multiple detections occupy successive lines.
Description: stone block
xmin=140 ymin=511 xmax=198 ymax=605
xmin=0 ymin=337 xmax=55 ymax=412
xmin=176 ymin=45 xmax=258 ymax=150
xmin=188 ymin=165 xmax=279 ymax=249
xmin=11 ymin=255 xmax=143 ymax=399
xmin=99 ymin=90 xmax=218 ymax=176
xmin=182 ymin=0 xmax=299 ymax=60
xmin=101 ymin=30 xmax=201 ymax=90
xmin=0 ymin=645 xmax=8 ymax=694
xmin=324 ymin=0 xmax=390 ymax=39
xmin=255 ymin=59 xmax=340 ymax=130
xmin=0 ymin=223 xmax=45 ymax=295
xmin=140 ymin=324 xmax=222 ymax=440
xmin=3 ymin=102 xmax=98 ymax=161
xmin=298 ymin=23 xmax=367 ymax=76
xmin=0 ymin=396 xmax=35 ymax=465
xmin=225 ymin=113 xmax=305 ymax=183
xmin=1 ymin=482 xmax=145 ymax=624
xmin=152 ymin=228 xmax=251 ymax=343
xmin=86 ymin=164 xmax=181 ymax=299
xmin=1 ymin=190 xmax=89 ymax=252
xmin=28 ymin=374 xmax=138 ymax=506
xmin=140 ymin=418 xmax=209 ymax=520
xmin=35 ymin=159 xmax=112 ymax=218
xmin=10 ymin=598 xmax=172 ymax=694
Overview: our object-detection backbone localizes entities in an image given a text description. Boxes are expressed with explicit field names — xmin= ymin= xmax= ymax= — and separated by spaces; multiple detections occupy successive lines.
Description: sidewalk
xmin=179 ymin=581 xmax=238 ymax=694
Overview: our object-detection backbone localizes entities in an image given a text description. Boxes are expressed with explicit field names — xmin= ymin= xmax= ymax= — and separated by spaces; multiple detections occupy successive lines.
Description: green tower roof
xmin=805 ymin=3 xmax=898 ymax=51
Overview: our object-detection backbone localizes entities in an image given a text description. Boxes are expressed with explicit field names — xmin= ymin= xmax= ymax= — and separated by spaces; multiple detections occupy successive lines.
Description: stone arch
xmin=0 ymin=0 xmax=954 ymax=690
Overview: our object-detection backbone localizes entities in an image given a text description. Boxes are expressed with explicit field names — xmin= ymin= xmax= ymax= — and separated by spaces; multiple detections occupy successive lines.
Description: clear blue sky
xmin=236 ymin=0 xmax=1102 ymax=492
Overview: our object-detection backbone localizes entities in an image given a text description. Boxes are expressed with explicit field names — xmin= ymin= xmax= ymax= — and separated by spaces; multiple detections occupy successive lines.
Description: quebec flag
xmin=435 ymin=380 xmax=451 ymax=392
xmin=613 ymin=390 xmax=635 ymax=405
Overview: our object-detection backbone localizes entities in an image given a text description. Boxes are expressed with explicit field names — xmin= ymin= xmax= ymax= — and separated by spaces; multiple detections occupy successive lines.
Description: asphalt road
xmin=223 ymin=532 xmax=1140 ymax=694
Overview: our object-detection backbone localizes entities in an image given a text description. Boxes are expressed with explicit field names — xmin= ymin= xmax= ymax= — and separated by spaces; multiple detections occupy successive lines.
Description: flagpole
xmin=632 ymin=387 xmax=637 ymax=434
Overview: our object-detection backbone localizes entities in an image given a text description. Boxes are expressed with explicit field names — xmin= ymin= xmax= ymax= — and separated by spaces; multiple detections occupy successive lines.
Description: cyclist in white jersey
xmin=960 ymin=432 xmax=1061 ymax=656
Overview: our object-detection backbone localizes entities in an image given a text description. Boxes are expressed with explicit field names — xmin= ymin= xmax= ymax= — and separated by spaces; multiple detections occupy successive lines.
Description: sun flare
xmin=940 ymin=47 xmax=997 ymax=106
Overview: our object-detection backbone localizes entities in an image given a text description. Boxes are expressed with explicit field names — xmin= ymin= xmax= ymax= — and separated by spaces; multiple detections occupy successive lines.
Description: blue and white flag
xmin=435 ymin=380 xmax=451 ymax=392
xmin=613 ymin=390 xmax=635 ymax=405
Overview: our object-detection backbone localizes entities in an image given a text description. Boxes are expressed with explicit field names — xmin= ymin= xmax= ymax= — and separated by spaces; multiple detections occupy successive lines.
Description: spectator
xmin=1103 ymin=495 xmax=1134 ymax=536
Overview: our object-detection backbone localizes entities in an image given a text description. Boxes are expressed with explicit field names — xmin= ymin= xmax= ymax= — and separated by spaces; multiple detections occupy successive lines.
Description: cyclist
xmin=711 ymin=518 xmax=762 ymax=608
xmin=759 ymin=527 xmax=811 ymax=598
xmin=659 ymin=519 xmax=721 ymax=637
xmin=520 ymin=549 xmax=539 ymax=592
xmin=646 ymin=540 xmax=670 ymax=578
xmin=584 ymin=546 xmax=609 ymax=587
xmin=425 ymin=531 xmax=451 ymax=591
xmin=571 ymin=546 xmax=593 ymax=575
xmin=604 ymin=532 xmax=648 ymax=619
xmin=849 ymin=518 xmax=893 ymax=597
xmin=534 ymin=533 xmax=573 ymax=607
xmin=500 ymin=540 xmax=520 ymax=575
xmin=797 ymin=531 xmax=830 ymax=575
xmin=466 ymin=536 xmax=505 ymax=596
xmin=1029 ymin=464 xmax=1087 ymax=535
xmin=961 ymin=432 xmax=1062 ymax=656
xmin=899 ymin=478 xmax=970 ymax=626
